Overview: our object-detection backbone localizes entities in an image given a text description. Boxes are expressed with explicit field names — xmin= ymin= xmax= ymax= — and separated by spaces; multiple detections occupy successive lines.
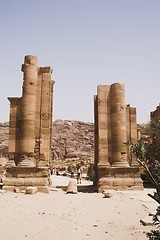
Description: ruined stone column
xmin=35 ymin=66 xmax=54 ymax=167
xmin=94 ymin=83 xmax=143 ymax=191
xmin=97 ymin=85 xmax=110 ymax=167
xmin=18 ymin=55 xmax=38 ymax=167
xmin=7 ymin=98 xmax=21 ymax=158
xmin=4 ymin=55 xmax=54 ymax=193
xmin=111 ymin=83 xmax=129 ymax=167
xmin=6 ymin=97 xmax=21 ymax=167
xmin=129 ymin=107 xmax=139 ymax=166
xmin=94 ymin=95 xmax=98 ymax=185
xmin=151 ymin=105 xmax=160 ymax=148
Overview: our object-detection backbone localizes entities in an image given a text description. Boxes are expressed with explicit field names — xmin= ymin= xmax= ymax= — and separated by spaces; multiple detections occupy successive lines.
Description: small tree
xmin=126 ymin=119 xmax=160 ymax=240
xmin=126 ymin=139 xmax=160 ymax=203
xmin=87 ymin=163 xmax=95 ymax=181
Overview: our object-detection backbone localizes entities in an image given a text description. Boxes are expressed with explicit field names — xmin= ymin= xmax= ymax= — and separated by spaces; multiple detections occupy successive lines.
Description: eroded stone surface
xmin=94 ymin=83 xmax=143 ymax=191
xmin=3 ymin=55 xmax=54 ymax=192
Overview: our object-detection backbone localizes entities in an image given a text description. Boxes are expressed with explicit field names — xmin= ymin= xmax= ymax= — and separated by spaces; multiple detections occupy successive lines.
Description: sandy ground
xmin=0 ymin=175 xmax=158 ymax=240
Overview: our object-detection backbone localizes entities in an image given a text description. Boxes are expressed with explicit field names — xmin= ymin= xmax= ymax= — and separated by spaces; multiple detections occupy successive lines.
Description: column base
xmin=6 ymin=159 xmax=16 ymax=168
xmin=2 ymin=166 xmax=51 ymax=193
xmin=17 ymin=159 xmax=35 ymax=167
xmin=3 ymin=184 xmax=50 ymax=193
xmin=111 ymin=161 xmax=129 ymax=167
xmin=97 ymin=165 xmax=144 ymax=192
xmin=98 ymin=177 xmax=143 ymax=192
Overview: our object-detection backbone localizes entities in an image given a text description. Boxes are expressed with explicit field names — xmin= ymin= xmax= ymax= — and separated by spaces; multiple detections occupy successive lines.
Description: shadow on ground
xmin=56 ymin=184 xmax=97 ymax=193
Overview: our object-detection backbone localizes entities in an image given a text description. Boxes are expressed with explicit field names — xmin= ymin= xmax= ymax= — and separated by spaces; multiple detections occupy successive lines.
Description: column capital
xmin=8 ymin=97 xmax=21 ymax=105
xmin=39 ymin=66 xmax=53 ymax=74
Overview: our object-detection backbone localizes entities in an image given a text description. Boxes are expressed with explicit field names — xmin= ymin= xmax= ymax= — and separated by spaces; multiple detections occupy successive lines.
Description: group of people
xmin=70 ymin=166 xmax=83 ymax=184
xmin=50 ymin=166 xmax=82 ymax=184
xmin=50 ymin=168 xmax=59 ymax=176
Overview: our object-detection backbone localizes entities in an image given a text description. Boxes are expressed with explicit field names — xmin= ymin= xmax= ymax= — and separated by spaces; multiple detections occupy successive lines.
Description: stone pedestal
xmin=98 ymin=166 xmax=143 ymax=191
xmin=3 ymin=167 xmax=51 ymax=193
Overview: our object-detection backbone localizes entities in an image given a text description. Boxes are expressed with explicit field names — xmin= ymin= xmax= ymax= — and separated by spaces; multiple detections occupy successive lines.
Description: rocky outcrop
xmin=0 ymin=122 xmax=9 ymax=159
xmin=0 ymin=120 xmax=148 ymax=163
xmin=0 ymin=120 xmax=94 ymax=161
xmin=0 ymin=120 xmax=150 ymax=185
xmin=52 ymin=120 xmax=94 ymax=161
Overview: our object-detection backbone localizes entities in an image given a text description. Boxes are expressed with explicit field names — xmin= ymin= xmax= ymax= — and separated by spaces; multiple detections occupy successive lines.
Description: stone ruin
xmin=3 ymin=55 xmax=54 ymax=192
xmin=1 ymin=56 xmax=148 ymax=193
xmin=94 ymin=83 xmax=143 ymax=191
xmin=150 ymin=105 xmax=160 ymax=148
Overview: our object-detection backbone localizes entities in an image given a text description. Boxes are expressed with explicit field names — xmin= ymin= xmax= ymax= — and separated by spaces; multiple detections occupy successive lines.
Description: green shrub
xmin=87 ymin=163 xmax=95 ymax=181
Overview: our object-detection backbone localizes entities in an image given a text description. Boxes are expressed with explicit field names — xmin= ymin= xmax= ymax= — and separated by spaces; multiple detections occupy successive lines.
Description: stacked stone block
xmin=3 ymin=55 xmax=54 ymax=192
xmin=94 ymin=83 xmax=143 ymax=191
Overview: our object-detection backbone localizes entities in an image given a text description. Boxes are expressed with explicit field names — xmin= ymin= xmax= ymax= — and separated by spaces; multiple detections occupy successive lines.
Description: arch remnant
xmin=3 ymin=55 xmax=54 ymax=192
xmin=94 ymin=83 xmax=143 ymax=191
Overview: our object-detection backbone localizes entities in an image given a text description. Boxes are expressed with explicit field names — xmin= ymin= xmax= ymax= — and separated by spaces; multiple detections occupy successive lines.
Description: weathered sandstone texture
xmin=151 ymin=105 xmax=160 ymax=144
xmin=52 ymin=120 xmax=94 ymax=160
xmin=0 ymin=121 xmax=148 ymax=162
xmin=0 ymin=122 xmax=8 ymax=158
xmin=3 ymin=55 xmax=54 ymax=192
xmin=94 ymin=83 xmax=143 ymax=191
xmin=0 ymin=120 xmax=94 ymax=162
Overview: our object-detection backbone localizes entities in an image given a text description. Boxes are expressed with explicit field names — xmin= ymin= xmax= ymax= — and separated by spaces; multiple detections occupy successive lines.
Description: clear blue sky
xmin=0 ymin=0 xmax=160 ymax=123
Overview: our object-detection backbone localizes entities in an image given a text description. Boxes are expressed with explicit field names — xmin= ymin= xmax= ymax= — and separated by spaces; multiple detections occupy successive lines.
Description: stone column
xmin=129 ymin=107 xmax=139 ymax=166
xmin=94 ymin=94 xmax=98 ymax=184
xmin=94 ymin=83 xmax=143 ymax=191
xmin=97 ymin=85 xmax=110 ymax=167
xmin=151 ymin=106 xmax=160 ymax=149
xmin=36 ymin=67 xmax=54 ymax=167
xmin=6 ymin=97 xmax=21 ymax=167
xmin=7 ymin=98 xmax=21 ymax=159
xmin=126 ymin=105 xmax=139 ymax=166
xmin=111 ymin=83 xmax=129 ymax=167
xmin=4 ymin=55 xmax=54 ymax=193
xmin=18 ymin=55 xmax=38 ymax=167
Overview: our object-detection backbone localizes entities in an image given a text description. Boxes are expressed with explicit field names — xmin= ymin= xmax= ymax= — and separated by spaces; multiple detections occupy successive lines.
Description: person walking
xmin=77 ymin=166 xmax=82 ymax=184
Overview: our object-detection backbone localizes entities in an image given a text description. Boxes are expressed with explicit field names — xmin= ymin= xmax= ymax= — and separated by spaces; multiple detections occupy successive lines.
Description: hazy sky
xmin=0 ymin=0 xmax=160 ymax=123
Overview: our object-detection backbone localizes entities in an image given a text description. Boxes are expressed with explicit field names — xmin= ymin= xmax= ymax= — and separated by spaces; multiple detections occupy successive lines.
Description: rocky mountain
xmin=0 ymin=120 xmax=94 ymax=162
xmin=52 ymin=120 xmax=94 ymax=161
xmin=0 ymin=120 xmax=149 ymax=164
xmin=0 ymin=122 xmax=9 ymax=158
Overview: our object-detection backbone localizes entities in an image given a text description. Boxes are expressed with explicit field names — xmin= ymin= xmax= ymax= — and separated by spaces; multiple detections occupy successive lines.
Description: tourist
xmin=50 ymin=168 xmax=53 ymax=175
xmin=77 ymin=166 xmax=82 ymax=184
xmin=56 ymin=167 xmax=59 ymax=176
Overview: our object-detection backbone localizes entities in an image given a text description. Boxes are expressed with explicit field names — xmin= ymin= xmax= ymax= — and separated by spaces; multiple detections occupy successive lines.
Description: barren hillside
xmin=0 ymin=120 xmax=94 ymax=161
xmin=0 ymin=121 xmax=148 ymax=162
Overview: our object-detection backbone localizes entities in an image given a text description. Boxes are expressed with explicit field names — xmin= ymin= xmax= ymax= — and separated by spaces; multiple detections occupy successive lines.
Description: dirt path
xmin=0 ymin=176 xmax=158 ymax=240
